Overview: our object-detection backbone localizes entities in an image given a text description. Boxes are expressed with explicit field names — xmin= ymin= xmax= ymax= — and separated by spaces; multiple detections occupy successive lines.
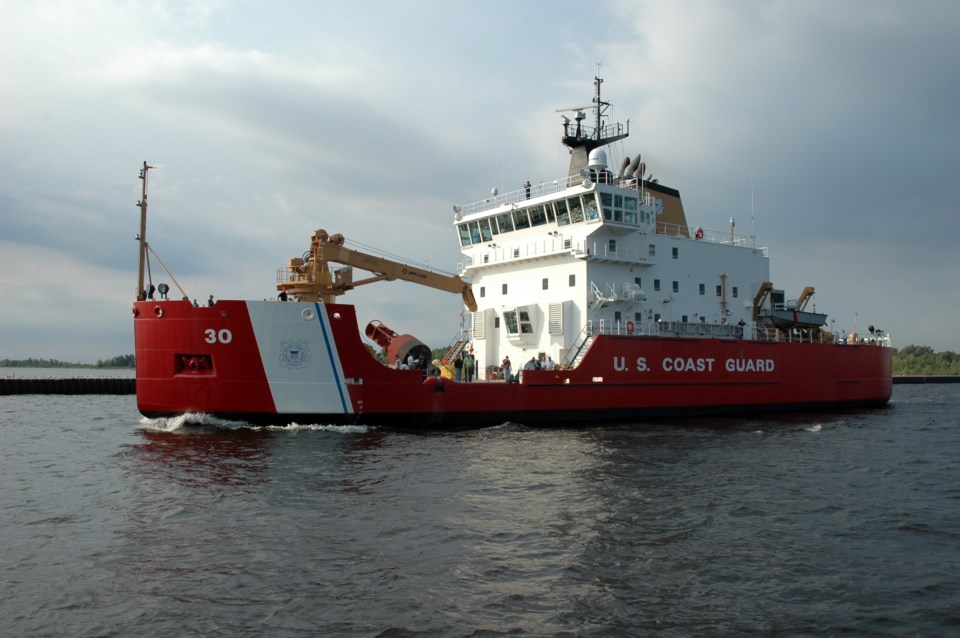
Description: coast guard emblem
xmin=279 ymin=340 xmax=310 ymax=369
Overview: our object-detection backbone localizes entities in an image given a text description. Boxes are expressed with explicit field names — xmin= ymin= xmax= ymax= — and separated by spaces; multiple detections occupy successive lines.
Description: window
xmin=513 ymin=208 xmax=530 ymax=230
xmin=672 ymin=247 xmax=679 ymax=259
xmin=716 ymin=285 xmax=722 ymax=297
xmin=529 ymin=205 xmax=547 ymax=227
xmin=681 ymin=315 xmax=688 ymax=323
xmin=503 ymin=308 xmax=534 ymax=336
xmin=518 ymin=309 xmax=533 ymax=333
xmin=634 ymin=312 xmax=642 ymax=321
xmin=654 ymin=279 xmax=661 ymax=291
xmin=634 ymin=277 xmax=642 ymax=287
xmin=614 ymin=311 xmax=622 ymax=323
xmin=480 ymin=286 xmax=485 ymax=298
xmin=569 ymin=274 xmax=576 ymax=287
xmin=469 ymin=222 xmax=481 ymax=245
xmin=502 ymin=283 xmax=508 ymax=295
xmin=496 ymin=212 xmax=514 ymax=233
xmin=568 ymin=197 xmax=584 ymax=223
xmin=584 ymin=194 xmax=599 ymax=221
xmin=458 ymin=224 xmax=471 ymax=246
xmin=648 ymin=244 xmax=656 ymax=257
xmin=699 ymin=283 xmax=705 ymax=295
xmin=672 ymin=281 xmax=679 ymax=293
xmin=555 ymin=199 xmax=570 ymax=226
xmin=494 ymin=316 xmax=500 ymax=328
xmin=600 ymin=192 xmax=613 ymax=221
xmin=479 ymin=218 xmax=493 ymax=242
xmin=624 ymin=196 xmax=638 ymax=225
xmin=732 ymin=286 xmax=739 ymax=298
xmin=503 ymin=310 xmax=519 ymax=335
xmin=608 ymin=239 xmax=617 ymax=253
xmin=542 ymin=278 xmax=548 ymax=290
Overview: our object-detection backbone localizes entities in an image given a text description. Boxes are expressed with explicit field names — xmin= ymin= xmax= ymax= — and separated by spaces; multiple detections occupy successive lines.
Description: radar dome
xmin=587 ymin=149 xmax=608 ymax=170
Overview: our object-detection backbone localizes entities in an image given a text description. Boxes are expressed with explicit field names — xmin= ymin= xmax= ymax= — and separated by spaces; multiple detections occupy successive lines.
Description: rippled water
xmin=2 ymin=385 xmax=959 ymax=636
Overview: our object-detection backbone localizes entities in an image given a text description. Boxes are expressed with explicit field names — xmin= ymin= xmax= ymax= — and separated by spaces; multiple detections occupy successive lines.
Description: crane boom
xmin=277 ymin=229 xmax=477 ymax=312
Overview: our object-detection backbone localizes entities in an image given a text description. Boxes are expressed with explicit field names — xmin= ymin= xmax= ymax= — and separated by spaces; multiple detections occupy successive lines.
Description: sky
xmin=1 ymin=0 xmax=958 ymax=363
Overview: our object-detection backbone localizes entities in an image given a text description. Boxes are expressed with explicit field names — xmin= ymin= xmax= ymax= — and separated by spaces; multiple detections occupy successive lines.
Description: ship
xmin=132 ymin=76 xmax=892 ymax=427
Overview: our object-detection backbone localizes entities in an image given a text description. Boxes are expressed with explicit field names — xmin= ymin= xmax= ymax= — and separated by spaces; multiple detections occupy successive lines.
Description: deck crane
xmin=277 ymin=229 xmax=477 ymax=312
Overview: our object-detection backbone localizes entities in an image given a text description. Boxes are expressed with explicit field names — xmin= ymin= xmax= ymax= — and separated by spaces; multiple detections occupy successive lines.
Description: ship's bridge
xmin=455 ymin=174 xmax=761 ymax=274
xmin=455 ymin=175 xmax=661 ymax=247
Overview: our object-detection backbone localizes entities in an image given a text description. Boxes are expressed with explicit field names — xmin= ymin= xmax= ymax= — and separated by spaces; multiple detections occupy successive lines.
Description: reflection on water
xmin=123 ymin=428 xmax=275 ymax=488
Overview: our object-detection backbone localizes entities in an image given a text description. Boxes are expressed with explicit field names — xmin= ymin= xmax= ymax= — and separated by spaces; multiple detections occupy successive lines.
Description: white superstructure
xmin=455 ymin=161 xmax=770 ymax=378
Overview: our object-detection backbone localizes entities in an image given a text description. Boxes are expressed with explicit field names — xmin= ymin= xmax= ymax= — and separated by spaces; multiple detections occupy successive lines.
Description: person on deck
xmin=501 ymin=356 xmax=512 ymax=383
xmin=454 ymin=354 xmax=464 ymax=382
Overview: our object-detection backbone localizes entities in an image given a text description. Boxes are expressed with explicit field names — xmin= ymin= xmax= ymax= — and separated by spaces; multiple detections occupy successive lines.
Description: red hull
xmin=134 ymin=300 xmax=892 ymax=427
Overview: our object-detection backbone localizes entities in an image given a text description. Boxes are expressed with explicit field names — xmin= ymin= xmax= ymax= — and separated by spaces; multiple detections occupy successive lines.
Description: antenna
xmin=750 ymin=145 xmax=756 ymax=240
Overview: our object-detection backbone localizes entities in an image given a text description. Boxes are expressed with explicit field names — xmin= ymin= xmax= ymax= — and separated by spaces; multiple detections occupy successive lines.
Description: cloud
xmin=1 ymin=0 xmax=958 ymax=363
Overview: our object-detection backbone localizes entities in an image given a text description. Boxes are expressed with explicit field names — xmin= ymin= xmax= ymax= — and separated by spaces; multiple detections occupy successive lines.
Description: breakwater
xmin=0 ymin=377 xmax=135 ymax=395
xmin=893 ymin=375 xmax=960 ymax=384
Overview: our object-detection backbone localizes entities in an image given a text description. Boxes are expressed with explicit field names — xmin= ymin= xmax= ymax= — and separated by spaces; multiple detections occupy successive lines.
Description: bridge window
xmin=545 ymin=201 xmax=556 ymax=223
xmin=555 ymin=199 xmax=570 ymax=226
xmin=513 ymin=208 xmax=530 ymax=230
xmin=568 ymin=196 xmax=584 ymax=223
xmin=469 ymin=222 xmax=481 ymax=245
xmin=624 ymin=196 xmax=638 ymax=224
xmin=458 ymin=224 xmax=471 ymax=246
xmin=496 ymin=212 xmax=514 ymax=234
xmin=584 ymin=194 xmax=599 ymax=221
xmin=601 ymin=192 xmax=613 ymax=220
xmin=529 ymin=205 xmax=547 ymax=227
xmin=479 ymin=218 xmax=493 ymax=242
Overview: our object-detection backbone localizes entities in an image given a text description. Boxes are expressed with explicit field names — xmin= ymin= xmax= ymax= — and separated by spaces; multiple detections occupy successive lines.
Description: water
xmin=2 ymin=385 xmax=959 ymax=636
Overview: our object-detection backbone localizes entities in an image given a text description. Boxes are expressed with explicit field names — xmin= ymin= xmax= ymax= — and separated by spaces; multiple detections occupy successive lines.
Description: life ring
xmin=695 ymin=228 xmax=704 ymax=240
xmin=626 ymin=320 xmax=635 ymax=334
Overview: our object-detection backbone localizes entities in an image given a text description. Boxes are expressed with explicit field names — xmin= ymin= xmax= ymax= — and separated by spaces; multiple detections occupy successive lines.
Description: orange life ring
xmin=695 ymin=228 xmax=704 ymax=240
xmin=626 ymin=320 xmax=635 ymax=334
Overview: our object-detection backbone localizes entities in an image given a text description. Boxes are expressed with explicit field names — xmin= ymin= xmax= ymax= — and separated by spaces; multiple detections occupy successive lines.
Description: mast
xmin=136 ymin=161 xmax=153 ymax=301
xmin=559 ymin=75 xmax=629 ymax=177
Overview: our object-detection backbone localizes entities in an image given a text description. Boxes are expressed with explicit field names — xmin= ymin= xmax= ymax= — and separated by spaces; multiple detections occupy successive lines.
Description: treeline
xmin=1 ymin=354 xmax=135 ymax=369
xmin=892 ymin=346 xmax=960 ymax=376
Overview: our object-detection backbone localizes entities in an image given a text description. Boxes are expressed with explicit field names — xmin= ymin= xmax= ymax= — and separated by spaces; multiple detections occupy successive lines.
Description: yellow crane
xmin=277 ymin=229 xmax=477 ymax=312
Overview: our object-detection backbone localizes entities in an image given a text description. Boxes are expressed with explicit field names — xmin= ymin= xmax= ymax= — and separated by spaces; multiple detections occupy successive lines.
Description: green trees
xmin=1 ymin=355 xmax=136 ymax=369
xmin=892 ymin=346 xmax=960 ymax=376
